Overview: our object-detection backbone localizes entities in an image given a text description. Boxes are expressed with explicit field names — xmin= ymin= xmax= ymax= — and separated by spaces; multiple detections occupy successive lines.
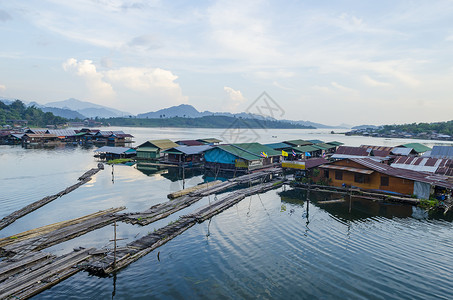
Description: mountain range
xmin=0 ymin=97 xmax=351 ymax=129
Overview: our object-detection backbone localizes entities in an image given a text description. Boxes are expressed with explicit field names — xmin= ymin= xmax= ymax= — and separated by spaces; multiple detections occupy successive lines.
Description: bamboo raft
xmin=87 ymin=178 xmax=285 ymax=275
xmin=0 ymin=248 xmax=94 ymax=299
xmin=125 ymin=168 xmax=282 ymax=226
xmin=0 ymin=166 xmax=104 ymax=231
xmin=0 ymin=168 xmax=283 ymax=298
xmin=0 ymin=207 xmax=125 ymax=259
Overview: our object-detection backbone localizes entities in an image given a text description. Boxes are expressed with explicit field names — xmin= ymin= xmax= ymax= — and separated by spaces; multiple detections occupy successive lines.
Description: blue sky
xmin=1 ymin=0 xmax=453 ymax=125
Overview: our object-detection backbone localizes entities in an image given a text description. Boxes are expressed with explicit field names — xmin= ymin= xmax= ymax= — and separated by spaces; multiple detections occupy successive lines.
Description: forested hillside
xmin=0 ymin=100 xmax=67 ymax=127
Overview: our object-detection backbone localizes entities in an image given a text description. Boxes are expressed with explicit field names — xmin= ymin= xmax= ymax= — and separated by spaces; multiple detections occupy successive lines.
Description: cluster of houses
xmin=0 ymin=128 xmax=134 ymax=146
xmin=346 ymin=128 xmax=453 ymax=141
xmin=100 ymin=137 xmax=453 ymax=201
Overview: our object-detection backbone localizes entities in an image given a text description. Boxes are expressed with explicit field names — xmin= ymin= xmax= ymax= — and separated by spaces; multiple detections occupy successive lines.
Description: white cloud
xmin=362 ymin=75 xmax=391 ymax=87
xmin=62 ymin=58 xmax=187 ymax=109
xmin=0 ymin=84 xmax=6 ymax=92
xmin=105 ymin=67 xmax=188 ymax=105
xmin=223 ymin=86 xmax=247 ymax=112
xmin=331 ymin=82 xmax=359 ymax=95
xmin=62 ymin=58 xmax=116 ymax=100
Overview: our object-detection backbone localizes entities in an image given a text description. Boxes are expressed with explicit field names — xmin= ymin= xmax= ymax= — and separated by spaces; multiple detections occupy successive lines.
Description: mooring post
xmin=113 ymin=221 xmax=117 ymax=268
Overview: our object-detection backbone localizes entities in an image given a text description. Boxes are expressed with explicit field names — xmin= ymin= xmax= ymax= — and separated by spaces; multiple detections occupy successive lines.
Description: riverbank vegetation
xmin=0 ymin=100 xmax=67 ymax=127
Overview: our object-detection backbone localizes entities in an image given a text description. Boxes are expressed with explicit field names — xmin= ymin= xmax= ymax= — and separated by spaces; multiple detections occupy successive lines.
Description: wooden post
xmin=113 ymin=221 xmax=117 ymax=268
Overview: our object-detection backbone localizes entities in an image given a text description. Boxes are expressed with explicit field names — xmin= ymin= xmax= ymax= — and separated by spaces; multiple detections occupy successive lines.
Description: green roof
xmin=284 ymin=139 xmax=313 ymax=146
xmin=138 ymin=139 xmax=179 ymax=150
xmin=198 ymin=138 xmax=222 ymax=143
xmin=326 ymin=141 xmax=344 ymax=146
xmin=216 ymin=145 xmax=261 ymax=161
xmin=308 ymin=139 xmax=324 ymax=144
xmin=312 ymin=143 xmax=336 ymax=150
xmin=399 ymin=143 xmax=431 ymax=153
xmin=292 ymin=145 xmax=320 ymax=153
xmin=233 ymin=143 xmax=281 ymax=157
xmin=136 ymin=147 xmax=159 ymax=152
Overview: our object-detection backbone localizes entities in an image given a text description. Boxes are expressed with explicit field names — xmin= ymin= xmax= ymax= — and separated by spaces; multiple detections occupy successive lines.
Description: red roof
xmin=335 ymin=146 xmax=369 ymax=156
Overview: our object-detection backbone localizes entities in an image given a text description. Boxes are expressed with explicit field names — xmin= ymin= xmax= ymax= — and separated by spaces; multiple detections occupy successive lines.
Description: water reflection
xmin=278 ymin=189 xmax=443 ymax=222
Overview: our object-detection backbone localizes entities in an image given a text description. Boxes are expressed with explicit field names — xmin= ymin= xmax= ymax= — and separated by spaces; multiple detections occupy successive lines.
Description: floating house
xmin=162 ymin=145 xmax=212 ymax=166
xmin=283 ymin=139 xmax=313 ymax=147
xmin=330 ymin=146 xmax=371 ymax=160
xmin=282 ymin=157 xmax=329 ymax=171
xmin=264 ymin=142 xmax=293 ymax=151
xmin=204 ymin=143 xmax=280 ymax=171
xmin=176 ymin=140 xmax=205 ymax=146
xmin=22 ymin=133 xmax=59 ymax=145
xmin=424 ymin=145 xmax=453 ymax=159
xmin=397 ymin=143 xmax=431 ymax=156
xmin=136 ymin=139 xmax=179 ymax=160
xmin=197 ymin=138 xmax=222 ymax=145
xmin=94 ymin=146 xmax=136 ymax=160
xmin=391 ymin=156 xmax=453 ymax=176
xmin=318 ymin=157 xmax=453 ymax=199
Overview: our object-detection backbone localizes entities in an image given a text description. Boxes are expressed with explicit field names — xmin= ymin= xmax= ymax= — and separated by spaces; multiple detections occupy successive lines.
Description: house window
xmin=354 ymin=173 xmax=365 ymax=183
xmin=381 ymin=176 xmax=389 ymax=186
xmin=324 ymin=170 xmax=329 ymax=178
xmin=335 ymin=171 xmax=343 ymax=180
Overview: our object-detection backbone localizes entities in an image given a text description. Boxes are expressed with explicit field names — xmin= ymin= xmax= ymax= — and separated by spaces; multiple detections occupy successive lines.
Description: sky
xmin=1 ymin=0 xmax=453 ymax=126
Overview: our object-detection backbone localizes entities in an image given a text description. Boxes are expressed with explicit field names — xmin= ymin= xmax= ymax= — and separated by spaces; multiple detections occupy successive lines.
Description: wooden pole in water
xmin=113 ymin=221 xmax=117 ymax=268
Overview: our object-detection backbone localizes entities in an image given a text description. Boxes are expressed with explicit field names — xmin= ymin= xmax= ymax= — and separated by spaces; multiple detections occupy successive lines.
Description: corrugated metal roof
xmin=304 ymin=158 xmax=330 ymax=169
xmin=326 ymin=141 xmax=344 ymax=146
xmin=215 ymin=145 xmax=261 ymax=161
xmin=308 ymin=139 xmax=324 ymax=144
xmin=176 ymin=140 xmax=205 ymax=146
xmin=94 ymin=146 xmax=136 ymax=154
xmin=352 ymin=158 xmax=453 ymax=189
xmin=284 ymin=139 xmax=313 ymax=146
xmin=360 ymin=145 xmax=394 ymax=151
xmin=139 ymin=139 xmax=179 ymax=150
xmin=391 ymin=147 xmax=413 ymax=156
xmin=372 ymin=150 xmax=392 ymax=157
xmin=47 ymin=129 xmax=77 ymax=136
xmin=264 ymin=142 xmax=292 ymax=150
xmin=312 ymin=143 xmax=336 ymax=150
xmin=233 ymin=143 xmax=281 ymax=157
xmin=399 ymin=143 xmax=431 ymax=153
xmin=291 ymin=145 xmax=320 ymax=153
xmin=331 ymin=154 xmax=383 ymax=161
xmin=163 ymin=145 xmax=212 ymax=155
xmin=24 ymin=133 xmax=57 ymax=138
xmin=335 ymin=146 xmax=369 ymax=156
xmin=197 ymin=138 xmax=222 ymax=143
xmin=136 ymin=147 xmax=159 ymax=152
xmin=429 ymin=146 xmax=453 ymax=158
xmin=320 ymin=164 xmax=375 ymax=174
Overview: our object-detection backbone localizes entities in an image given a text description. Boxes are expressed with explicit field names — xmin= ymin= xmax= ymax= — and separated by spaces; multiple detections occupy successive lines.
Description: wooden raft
xmin=0 ymin=207 xmax=125 ymax=259
xmin=87 ymin=178 xmax=285 ymax=275
xmin=0 ymin=248 xmax=94 ymax=299
xmin=125 ymin=168 xmax=282 ymax=226
xmin=0 ymin=167 xmax=103 ymax=231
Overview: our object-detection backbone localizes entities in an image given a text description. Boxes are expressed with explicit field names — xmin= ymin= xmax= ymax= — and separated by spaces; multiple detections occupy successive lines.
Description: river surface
xmin=1 ymin=127 xmax=453 ymax=299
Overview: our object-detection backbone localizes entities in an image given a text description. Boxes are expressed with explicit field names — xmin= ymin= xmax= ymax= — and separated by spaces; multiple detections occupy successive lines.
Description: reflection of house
xmin=204 ymin=143 xmax=280 ymax=171
xmin=319 ymin=158 xmax=453 ymax=199
xmin=162 ymin=145 xmax=212 ymax=166
xmin=94 ymin=146 xmax=136 ymax=160
xmin=136 ymin=139 xmax=179 ymax=160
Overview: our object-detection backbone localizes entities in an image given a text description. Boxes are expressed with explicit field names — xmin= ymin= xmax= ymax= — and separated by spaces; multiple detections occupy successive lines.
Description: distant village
xmin=346 ymin=127 xmax=453 ymax=141
xmin=2 ymin=126 xmax=453 ymax=205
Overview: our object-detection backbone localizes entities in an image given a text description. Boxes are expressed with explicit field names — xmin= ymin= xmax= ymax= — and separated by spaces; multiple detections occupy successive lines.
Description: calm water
xmin=1 ymin=127 xmax=453 ymax=299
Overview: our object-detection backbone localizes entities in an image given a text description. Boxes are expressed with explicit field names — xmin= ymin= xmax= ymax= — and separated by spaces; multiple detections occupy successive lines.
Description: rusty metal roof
xmin=360 ymin=145 xmax=394 ymax=152
xmin=352 ymin=158 xmax=453 ymax=189
xmin=335 ymin=146 xmax=370 ymax=156
xmin=319 ymin=164 xmax=375 ymax=174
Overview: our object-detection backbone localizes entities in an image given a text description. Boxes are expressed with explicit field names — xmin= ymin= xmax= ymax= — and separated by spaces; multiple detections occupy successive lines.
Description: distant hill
xmin=352 ymin=125 xmax=380 ymax=130
xmin=46 ymin=98 xmax=130 ymax=118
xmin=104 ymin=115 xmax=316 ymax=129
xmin=0 ymin=100 xmax=67 ymax=126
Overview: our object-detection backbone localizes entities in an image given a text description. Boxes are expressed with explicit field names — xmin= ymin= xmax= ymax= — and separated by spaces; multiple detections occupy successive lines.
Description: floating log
xmin=317 ymin=199 xmax=346 ymax=204
xmin=0 ymin=166 xmax=103 ymax=231
xmin=167 ymin=180 xmax=222 ymax=199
